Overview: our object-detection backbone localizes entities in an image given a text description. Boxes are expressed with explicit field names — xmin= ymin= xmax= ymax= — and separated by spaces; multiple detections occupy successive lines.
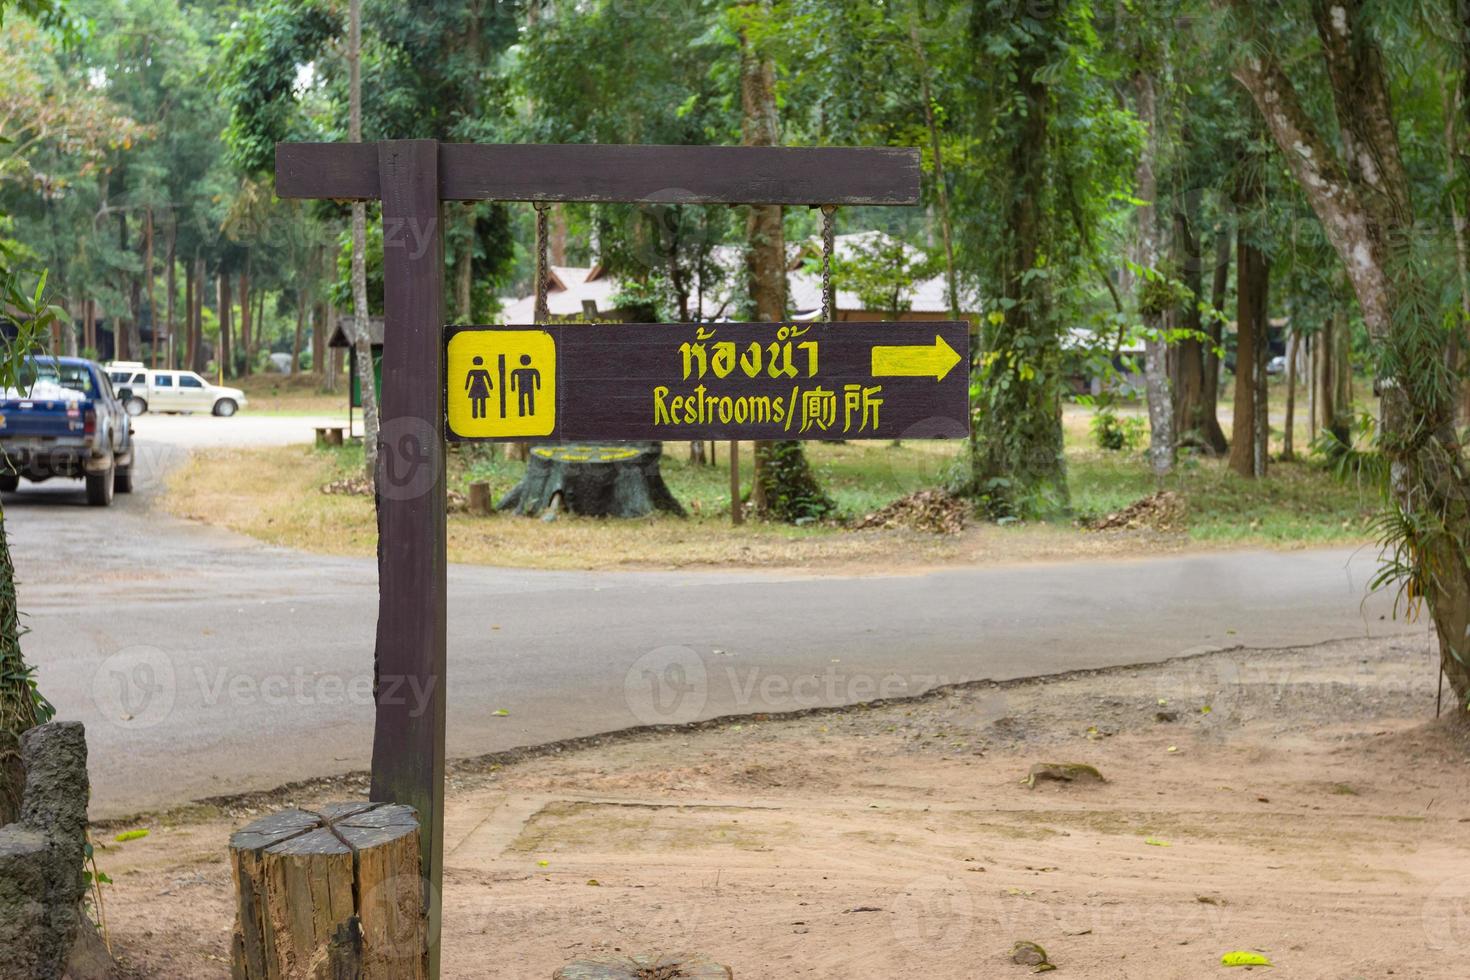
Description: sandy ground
xmin=92 ymin=633 xmax=1470 ymax=978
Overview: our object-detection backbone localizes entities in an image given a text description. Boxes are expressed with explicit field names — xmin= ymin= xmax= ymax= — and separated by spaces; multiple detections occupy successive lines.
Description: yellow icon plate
xmin=446 ymin=329 xmax=556 ymax=439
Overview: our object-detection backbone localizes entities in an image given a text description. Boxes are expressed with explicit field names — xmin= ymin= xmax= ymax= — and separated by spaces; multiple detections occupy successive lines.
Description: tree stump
xmin=553 ymin=953 xmax=732 ymax=979
xmin=229 ymin=802 xmax=425 ymax=980
xmin=498 ymin=442 xmax=685 ymax=518
xmin=467 ymin=481 xmax=493 ymax=517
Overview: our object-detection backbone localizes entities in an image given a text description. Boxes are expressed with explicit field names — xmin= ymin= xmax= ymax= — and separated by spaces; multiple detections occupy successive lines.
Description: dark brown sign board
xmin=274 ymin=139 xmax=923 ymax=979
xmin=445 ymin=321 xmax=970 ymax=443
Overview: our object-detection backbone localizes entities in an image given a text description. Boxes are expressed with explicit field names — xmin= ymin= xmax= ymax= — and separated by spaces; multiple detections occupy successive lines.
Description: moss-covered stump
xmin=498 ymin=443 xmax=685 ymax=518
xmin=553 ymin=953 xmax=732 ymax=979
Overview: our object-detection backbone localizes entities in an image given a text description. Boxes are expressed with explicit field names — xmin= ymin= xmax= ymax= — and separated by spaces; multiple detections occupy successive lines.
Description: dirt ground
xmin=93 ymin=634 xmax=1470 ymax=978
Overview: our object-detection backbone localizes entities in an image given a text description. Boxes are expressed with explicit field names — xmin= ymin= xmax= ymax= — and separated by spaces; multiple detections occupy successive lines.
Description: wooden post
xmin=467 ymin=481 xmax=492 ymax=516
xmin=369 ymin=139 xmax=446 ymax=978
xmin=729 ymin=440 xmax=742 ymax=525
xmin=229 ymin=802 xmax=425 ymax=979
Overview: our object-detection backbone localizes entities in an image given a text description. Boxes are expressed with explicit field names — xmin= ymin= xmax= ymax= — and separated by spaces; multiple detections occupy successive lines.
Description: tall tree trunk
xmin=1282 ymin=332 xmax=1300 ymax=460
xmin=218 ymin=272 xmax=233 ymax=380
xmin=144 ymin=208 xmax=156 ymax=368
xmin=324 ymin=304 xmax=340 ymax=394
xmin=1447 ymin=77 xmax=1470 ymax=422
xmin=1132 ymin=70 xmax=1174 ymax=478
xmin=192 ymin=256 xmax=206 ymax=373
xmin=1200 ymin=224 xmax=1231 ymax=452
xmin=292 ymin=292 xmax=306 ymax=375
xmin=739 ymin=1 xmax=831 ymax=522
xmin=961 ymin=4 xmax=1067 ymax=517
xmin=83 ymin=298 xmax=96 ymax=355
xmin=1229 ymin=232 xmax=1269 ymax=478
xmin=1170 ymin=190 xmax=1227 ymax=454
xmin=1317 ymin=312 xmax=1351 ymax=444
xmin=184 ymin=258 xmax=195 ymax=370
xmin=164 ymin=220 xmax=176 ymax=369
xmin=348 ymin=0 xmax=379 ymax=481
xmin=239 ymin=265 xmax=253 ymax=377
xmin=909 ymin=15 xmax=959 ymax=319
xmin=455 ymin=205 xmax=473 ymax=323
xmin=1233 ymin=0 xmax=1470 ymax=702
xmin=313 ymin=246 xmax=328 ymax=379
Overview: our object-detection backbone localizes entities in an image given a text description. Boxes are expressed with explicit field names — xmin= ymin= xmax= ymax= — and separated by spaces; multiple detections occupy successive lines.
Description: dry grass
xmin=162 ymin=442 xmax=1183 ymax=571
xmin=162 ymin=393 xmax=1381 ymax=571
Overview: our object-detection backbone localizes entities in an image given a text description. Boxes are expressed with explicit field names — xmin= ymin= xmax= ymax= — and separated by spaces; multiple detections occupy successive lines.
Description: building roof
xmin=497 ymin=230 xmax=978 ymax=322
xmin=499 ymin=265 xmax=625 ymax=322
xmin=328 ymin=315 xmax=385 ymax=348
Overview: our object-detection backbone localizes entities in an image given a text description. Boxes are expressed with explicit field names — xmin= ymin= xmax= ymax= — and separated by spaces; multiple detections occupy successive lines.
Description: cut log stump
xmin=498 ymin=442 xmax=685 ymax=518
xmin=553 ymin=953 xmax=732 ymax=979
xmin=467 ymin=481 xmax=493 ymax=516
xmin=229 ymin=802 xmax=425 ymax=980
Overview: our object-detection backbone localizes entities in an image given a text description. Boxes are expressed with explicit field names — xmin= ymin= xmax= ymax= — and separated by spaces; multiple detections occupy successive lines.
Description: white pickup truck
xmin=104 ymin=363 xmax=247 ymax=417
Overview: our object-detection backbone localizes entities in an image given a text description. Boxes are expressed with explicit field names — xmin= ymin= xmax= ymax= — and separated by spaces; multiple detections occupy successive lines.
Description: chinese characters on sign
xmin=444 ymin=321 xmax=969 ymax=443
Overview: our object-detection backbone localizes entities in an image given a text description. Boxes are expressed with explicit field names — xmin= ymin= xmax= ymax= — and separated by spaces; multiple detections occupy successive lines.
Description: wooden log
xmin=230 ymin=802 xmax=425 ymax=980
xmin=467 ymin=482 xmax=492 ymax=517
xmin=553 ymin=954 xmax=732 ymax=980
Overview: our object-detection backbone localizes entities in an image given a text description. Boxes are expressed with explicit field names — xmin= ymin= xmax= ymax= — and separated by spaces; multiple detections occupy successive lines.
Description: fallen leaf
xmin=1144 ymin=838 xmax=1171 ymax=847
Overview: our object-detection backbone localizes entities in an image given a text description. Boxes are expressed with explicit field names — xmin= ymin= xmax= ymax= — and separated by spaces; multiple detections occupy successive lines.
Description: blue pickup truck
xmin=0 ymin=356 xmax=134 ymax=506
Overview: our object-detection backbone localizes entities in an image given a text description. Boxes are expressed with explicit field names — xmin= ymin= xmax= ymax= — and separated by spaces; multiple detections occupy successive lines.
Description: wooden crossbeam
xmin=276 ymin=142 xmax=920 ymax=204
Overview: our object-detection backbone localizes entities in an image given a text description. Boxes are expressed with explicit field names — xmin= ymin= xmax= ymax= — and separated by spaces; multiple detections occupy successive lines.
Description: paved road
xmin=6 ymin=415 xmax=1416 ymax=818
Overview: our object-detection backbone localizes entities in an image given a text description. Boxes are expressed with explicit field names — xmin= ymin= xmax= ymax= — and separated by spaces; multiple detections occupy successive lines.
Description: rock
xmin=1155 ymin=710 xmax=1179 ymax=723
xmin=1011 ymin=940 xmax=1054 ymax=971
xmin=553 ymin=953 xmax=732 ymax=979
xmin=1025 ymin=762 xmax=1104 ymax=788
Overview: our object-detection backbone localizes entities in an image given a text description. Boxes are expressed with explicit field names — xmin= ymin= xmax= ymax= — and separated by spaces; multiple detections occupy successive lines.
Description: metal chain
xmin=820 ymin=204 xmax=837 ymax=322
xmin=534 ymin=202 xmax=551 ymax=324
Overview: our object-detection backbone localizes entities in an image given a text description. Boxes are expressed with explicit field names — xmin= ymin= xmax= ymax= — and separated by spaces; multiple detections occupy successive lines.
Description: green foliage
xmin=833 ymin=233 xmax=934 ymax=318
xmin=219 ymin=1 xmax=341 ymax=175
xmin=1090 ymin=407 xmax=1147 ymax=453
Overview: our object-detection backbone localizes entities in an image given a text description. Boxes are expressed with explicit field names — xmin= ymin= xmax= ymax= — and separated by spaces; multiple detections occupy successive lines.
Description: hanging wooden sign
xmin=445 ymin=321 xmax=970 ymax=442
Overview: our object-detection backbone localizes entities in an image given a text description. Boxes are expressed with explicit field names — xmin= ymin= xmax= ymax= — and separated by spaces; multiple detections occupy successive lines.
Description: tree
xmin=735 ymin=0 xmax=834 ymax=522
xmin=954 ymin=1 xmax=1135 ymax=518
xmin=347 ymin=0 xmax=379 ymax=483
xmin=1226 ymin=0 xmax=1470 ymax=703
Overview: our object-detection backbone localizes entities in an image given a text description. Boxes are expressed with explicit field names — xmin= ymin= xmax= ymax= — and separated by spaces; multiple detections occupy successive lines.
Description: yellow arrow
xmin=871 ymin=334 xmax=962 ymax=382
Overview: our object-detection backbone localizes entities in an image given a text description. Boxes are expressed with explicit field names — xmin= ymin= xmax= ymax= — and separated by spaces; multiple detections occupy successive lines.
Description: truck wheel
xmin=114 ymin=463 xmax=133 ymax=494
xmin=125 ymin=397 xmax=147 ymax=416
xmin=0 ymin=475 xmax=17 ymax=493
xmin=85 ymin=460 xmax=115 ymax=507
xmin=213 ymin=398 xmax=238 ymax=417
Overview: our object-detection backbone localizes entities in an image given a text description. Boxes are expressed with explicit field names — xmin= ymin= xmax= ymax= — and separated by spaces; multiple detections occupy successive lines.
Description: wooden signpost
xmin=274 ymin=139 xmax=949 ymax=977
